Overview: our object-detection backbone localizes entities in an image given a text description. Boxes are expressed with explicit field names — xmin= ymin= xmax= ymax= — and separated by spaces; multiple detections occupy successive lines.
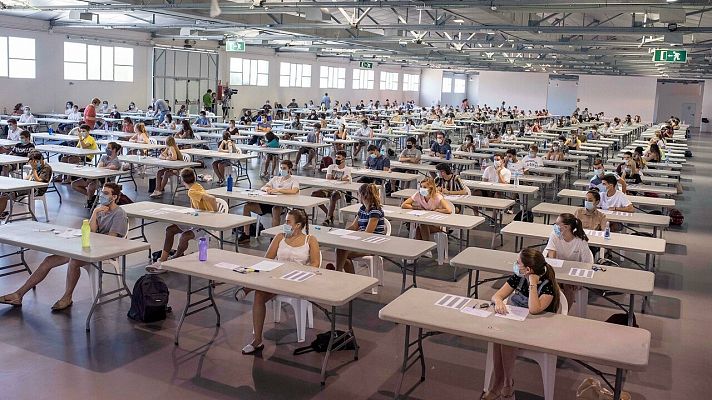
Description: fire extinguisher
xmin=217 ymin=80 xmax=223 ymax=101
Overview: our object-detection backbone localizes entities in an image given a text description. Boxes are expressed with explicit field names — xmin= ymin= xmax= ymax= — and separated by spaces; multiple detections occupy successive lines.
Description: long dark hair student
xmin=520 ymin=247 xmax=561 ymax=312
xmin=359 ymin=183 xmax=381 ymax=210
xmin=287 ymin=208 xmax=310 ymax=235
xmin=559 ymin=212 xmax=588 ymax=241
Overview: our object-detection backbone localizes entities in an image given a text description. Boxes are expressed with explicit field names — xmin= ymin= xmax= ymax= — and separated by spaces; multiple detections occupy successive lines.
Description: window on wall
xmin=352 ymin=68 xmax=374 ymax=90
xmin=0 ymin=36 xmax=36 ymax=79
xmin=230 ymin=58 xmax=268 ymax=86
xmin=380 ymin=71 xmax=399 ymax=90
xmin=63 ymin=42 xmax=134 ymax=82
xmin=403 ymin=73 xmax=420 ymax=92
xmin=442 ymin=77 xmax=452 ymax=93
xmin=453 ymin=78 xmax=466 ymax=94
xmin=319 ymin=66 xmax=345 ymax=89
xmin=279 ymin=62 xmax=311 ymax=87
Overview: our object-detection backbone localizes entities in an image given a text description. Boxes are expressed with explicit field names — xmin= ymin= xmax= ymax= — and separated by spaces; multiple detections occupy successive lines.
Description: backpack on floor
xmin=128 ymin=274 xmax=170 ymax=323
xmin=669 ymin=208 xmax=684 ymax=226
xmin=319 ymin=156 xmax=333 ymax=170
xmin=513 ymin=210 xmax=534 ymax=222
xmin=293 ymin=330 xmax=356 ymax=355
xmin=685 ymin=150 xmax=693 ymax=158
xmin=605 ymin=313 xmax=638 ymax=328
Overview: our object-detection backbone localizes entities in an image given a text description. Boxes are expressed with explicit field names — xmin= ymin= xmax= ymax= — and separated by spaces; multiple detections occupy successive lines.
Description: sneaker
xmin=238 ymin=233 xmax=251 ymax=244
xmin=146 ymin=261 xmax=166 ymax=274
xmin=149 ymin=190 xmax=163 ymax=198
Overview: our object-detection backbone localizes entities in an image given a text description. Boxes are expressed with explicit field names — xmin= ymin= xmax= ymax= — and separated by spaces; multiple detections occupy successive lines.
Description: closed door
xmin=680 ymin=103 xmax=696 ymax=126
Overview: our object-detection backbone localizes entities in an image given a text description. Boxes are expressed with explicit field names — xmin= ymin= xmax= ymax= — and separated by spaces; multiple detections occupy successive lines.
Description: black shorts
xmin=259 ymin=203 xmax=273 ymax=214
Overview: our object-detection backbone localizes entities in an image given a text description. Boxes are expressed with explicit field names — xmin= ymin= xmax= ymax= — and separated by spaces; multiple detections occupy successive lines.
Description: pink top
xmin=410 ymin=191 xmax=443 ymax=211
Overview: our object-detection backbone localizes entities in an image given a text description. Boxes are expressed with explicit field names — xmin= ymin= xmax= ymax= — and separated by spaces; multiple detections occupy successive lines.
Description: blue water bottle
xmin=226 ymin=173 xmax=234 ymax=192
xmin=48 ymin=127 xmax=54 ymax=135
xmin=198 ymin=237 xmax=208 ymax=261
xmin=446 ymin=149 xmax=452 ymax=160
xmin=604 ymin=221 xmax=611 ymax=240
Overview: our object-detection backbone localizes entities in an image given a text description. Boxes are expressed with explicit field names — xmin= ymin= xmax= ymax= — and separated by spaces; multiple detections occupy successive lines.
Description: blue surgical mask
xmin=279 ymin=169 xmax=288 ymax=176
xmin=282 ymin=224 xmax=293 ymax=237
xmin=594 ymin=169 xmax=603 ymax=177
xmin=369 ymin=153 xmax=377 ymax=159
xmin=419 ymin=187 xmax=429 ymax=197
xmin=512 ymin=261 xmax=522 ymax=277
xmin=584 ymin=201 xmax=595 ymax=211
xmin=106 ymin=148 xmax=113 ymax=155
xmin=98 ymin=193 xmax=113 ymax=206
xmin=553 ymin=224 xmax=562 ymax=238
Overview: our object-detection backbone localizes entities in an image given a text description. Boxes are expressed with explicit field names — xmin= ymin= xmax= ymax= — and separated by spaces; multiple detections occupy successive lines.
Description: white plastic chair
xmin=270 ymin=251 xmax=323 ymax=343
xmin=483 ymin=293 xmax=569 ymax=400
xmin=82 ymin=217 xmax=130 ymax=296
xmin=21 ymin=168 xmax=50 ymax=222
xmin=430 ymin=200 xmax=455 ymax=265
xmin=250 ymin=210 xmax=274 ymax=239
xmin=352 ymin=218 xmax=391 ymax=294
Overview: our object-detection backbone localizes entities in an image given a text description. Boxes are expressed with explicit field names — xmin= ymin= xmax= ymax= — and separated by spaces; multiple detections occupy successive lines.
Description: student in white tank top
xmin=238 ymin=209 xmax=321 ymax=355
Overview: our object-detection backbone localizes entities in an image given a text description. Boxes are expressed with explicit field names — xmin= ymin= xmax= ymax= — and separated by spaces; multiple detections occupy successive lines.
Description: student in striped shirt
xmin=434 ymin=163 xmax=467 ymax=195
xmin=334 ymin=183 xmax=385 ymax=273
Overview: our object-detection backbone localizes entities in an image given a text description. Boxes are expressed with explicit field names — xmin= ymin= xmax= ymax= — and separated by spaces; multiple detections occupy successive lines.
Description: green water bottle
xmin=81 ymin=219 xmax=91 ymax=248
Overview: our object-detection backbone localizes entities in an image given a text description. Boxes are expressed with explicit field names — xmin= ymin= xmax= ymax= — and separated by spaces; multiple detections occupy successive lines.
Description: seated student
xmin=160 ymin=113 xmax=177 ymax=131
xmin=3 ymin=119 xmax=22 ymax=149
xmin=505 ymin=148 xmax=524 ymax=177
xmin=18 ymin=106 xmax=37 ymax=130
xmin=434 ymin=163 xmax=467 ymax=195
xmin=544 ymin=142 xmax=565 ymax=161
xmin=236 ymin=208 xmax=320 ymax=355
xmin=334 ymin=183 xmax=385 ymax=273
xmin=0 ymin=150 xmax=51 ymax=219
xmin=599 ymin=174 xmax=634 ymax=215
xmin=260 ymin=130 xmax=280 ymax=178
xmin=194 ymin=110 xmax=212 ymax=127
xmin=121 ymin=117 xmax=135 ymax=134
xmin=312 ymin=151 xmax=351 ymax=226
xmin=644 ymin=143 xmax=663 ymax=164
xmin=401 ymin=177 xmax=452 ymax=240
xmin=482 ymin=153 xmax=512 ymax=185
xmin=430 ymin=131 xmax=451 ymax=158
xmin=398 ymin=136 xmax=422 ymax=164
xmin=147 ymin=169 xmax=217 ymax=273
xmin=2 ymin=130 xmax=34 ymax=176
xmin=575 ymin=189 xmax=607 ymax=231
xmin=544 ymin=213 xmax=594 ymax=310
xmin=564 ymin=131 xmax=581 ymax=150
xmin=457 ymin=134 xmax=477 ymax=153
xmin=212 ymin=130 xmax=241 ymax=185
xmin=58 ymin=124 xmax=98 ymax=183
xmin=239 ymin=160 xmax=299 ymax=245
xmin=617 ymin=152 xmax=642 ymax=185
xmin=295 ymin=123 xmax=321 ymax=169
xmin=72 ymin=141 xmax=122 ymax=208
xmin=175 ymin=120 xmax=195 ymax=139
xmin=128 ymin=122 xmax=150 ymax=144
xmin=632 ymin=146 xmax=646 ymax=170
xmin=521 ymin=145 xmax=544 ymax=173
xmin=482 ymin=247 xmax=561 ymax=400
xmin=358 ymin=144 xmax=391 ymax=185
xmin=352 ymin=119 xmax=374 ymax=159
xmin=0 ymin=182 xmax=127 ymax=310
xmin=332 ymin=123 xmax=348 ymax=152
xmin=223 ymin=119 xmax=240 ymax=137
xmin=150 ymin=136 xmax=182 ymax=198
xmin=590 ymin=158 xmax=627 ymax=193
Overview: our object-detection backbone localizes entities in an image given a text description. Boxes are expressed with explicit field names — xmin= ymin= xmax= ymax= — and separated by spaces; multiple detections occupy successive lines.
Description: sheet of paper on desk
xmin=214 ymin=262 xmax=239 ymax=270
xmin=281 ymin=270 xmax=315 ymax=282
xmin=569 ymin=268 xmax=595 ymax=279
xmin=434 ymin=294 xmax=471 ymax=310
xmin=445 ymin=195 xmax=465 ymax=200
xmin=425 ymin=213 xmax=447 ymax=221
xmin=545 ymin=258 xmax=564 ymax=268
xmin=340 ymin=234 xmax=362 ymax=240
xmin=408 ymin=210 xmax=429 ymax=216
xmin=460 ymin=305 xmax=493 ymax=318
xmin=328 ymin=229 xmax=352 ymax=236
xmin=361 ymin=236 xmax=390 ymax=244
xmin=55 ymin=229 xmax=82 ymax=238
xmin=251 ymin=260 xmax=283 ymax=271
xmin=494 ymin=305 xmax=529 ymax=321
xmin=585 ymin=230 xmax=604 ymax=237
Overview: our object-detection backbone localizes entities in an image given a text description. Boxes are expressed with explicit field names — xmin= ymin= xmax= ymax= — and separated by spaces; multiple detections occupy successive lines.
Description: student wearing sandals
xmin=334 ymin=183 xmax=385 ymax=273
xmin=238 ymin=209 xmax=320 ymax=355
xmin=150 ymin=136 xmax=182 ymax=198
xmin=401 ymin=177 xmax=452 ymax=240
xmin=312 ymin=151 xmax=351 ymax=226
xmin=212 ymin=130 xmax=240 ymax=185
xmin=482 ymin=247 xmax=561 ymax=400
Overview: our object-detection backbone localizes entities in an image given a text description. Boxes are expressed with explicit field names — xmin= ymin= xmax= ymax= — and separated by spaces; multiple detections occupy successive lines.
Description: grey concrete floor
xmin=0 ymin=133 xmax=710 ymax=399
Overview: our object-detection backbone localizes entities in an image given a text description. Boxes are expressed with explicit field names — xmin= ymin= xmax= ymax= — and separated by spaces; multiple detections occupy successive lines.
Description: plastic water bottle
xmin=226 ymin=173 xmax=234 ymax=192
xmin=446 ymin=149 xmax=452 ymax=160
xmin=514 ymin=171 xmax=520 ymax=186
xmin=48 ymin=127 xmax=54 ymax=135
xmin=81 ymin=219 xmax=91 ymax=248
xmin=604 ymin=221 xmax=611 ymax=240
xmin=198 ymin=237 xmax=208 ymax=261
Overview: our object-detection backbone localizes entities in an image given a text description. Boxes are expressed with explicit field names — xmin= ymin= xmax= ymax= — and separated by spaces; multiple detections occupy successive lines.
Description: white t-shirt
xmin=7 ymin=127 xmax=22 ymax=141
xmin=599 ymin=190 xmax=632 ymax=210
xmin=19 ymin=114 xmax=36 ymax=124
xmin=545 ymin=233 xmax=594 ymax=263
xmin=326 ymin=164 xmax=352 ymax=181
xmin=507 ymin=159 xmax=524 ymax=175
xmin=67 ymin=111 xmax=83 ymax=121
xmin=522 ymin=155 xmax=544 ymax=169
xmin=482 ymin=165 xmax=512 ymax=183
xmin=265 ymin=175 xmax=299 ymax=191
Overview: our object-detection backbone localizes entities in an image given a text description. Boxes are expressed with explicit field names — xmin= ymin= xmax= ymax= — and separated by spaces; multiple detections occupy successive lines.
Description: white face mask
xmin=494 ymin=160 xmax=502 ymax=167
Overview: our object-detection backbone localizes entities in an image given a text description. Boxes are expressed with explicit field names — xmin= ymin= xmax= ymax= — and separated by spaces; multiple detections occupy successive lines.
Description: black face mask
xmin=336 ymin=159 xmax=344 ymax=164
xmin=406 ymin=144 xmax=413 ymax=149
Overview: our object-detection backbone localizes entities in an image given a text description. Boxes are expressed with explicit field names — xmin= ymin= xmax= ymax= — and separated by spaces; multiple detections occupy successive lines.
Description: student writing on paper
xmin=483 ymin=248 xmax=561 ymax=400
xmin=333 ymin=183 xmax=385 ymax=273
xmin=544 ymin=213 xmax=594 ymax=311
xmin=236 ymin=209 xmax=320 ymax=355
xmin=0 ymin=183 xmax=128 ymax=311
xmin=401 ymin=177 xmax=452 ymax=241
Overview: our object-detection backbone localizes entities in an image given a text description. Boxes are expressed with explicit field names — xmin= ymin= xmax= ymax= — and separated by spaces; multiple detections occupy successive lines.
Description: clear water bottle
xmin=227 ymin=173 xmax=233 ymax=192
xmin=514 ymin=171 xmax=520 ymax=186
xmin=198 ymin=237 xmax=208 ymax=261
xmin=604 ymin=221 xmax=611 ymax=240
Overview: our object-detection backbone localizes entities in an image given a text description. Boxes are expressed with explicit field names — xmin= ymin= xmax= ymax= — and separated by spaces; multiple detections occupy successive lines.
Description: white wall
xmin=653 ymin=81 xmax=704 ymax=126
xmin=577 ymin=75 xmax=657 ymax=122
xmin=700 ymin=79 xmax=712 ymax=132
xmin=0 ymin=15 xmax=152 ymax=113
xmin=466 ymin=74 xmax=479 ymax=107
xmin=476 ymin=71 xmax=549 ymax=111
xmin=419 ymin=68 xmax=443 ymax=107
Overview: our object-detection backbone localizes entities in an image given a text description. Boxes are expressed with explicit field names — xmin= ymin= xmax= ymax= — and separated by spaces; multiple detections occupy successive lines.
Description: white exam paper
xmin=545 ymin=258 xmax=564 ymax=268
xmin=408 ymin=210 xmax=429 ymax=216
xmin=251 ymin=260 xmax=283 ymax=271
xmin=460 ymin=305 xmax=493 ymax=318
xmin=328 ymin=229 xmax=353 ymax=236
xmin=214 ymin=262 xmax=239 ymax=270
xmin=494 ymin=305 xmax=529 ymax=321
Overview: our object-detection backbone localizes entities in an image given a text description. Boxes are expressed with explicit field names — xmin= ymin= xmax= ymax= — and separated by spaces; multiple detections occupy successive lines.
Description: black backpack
xmin=293 ymin=330 xmax=356 ymax=355
xmin=513 ymin=210 xmax=534 ymax=222
xmin=127 ymin=274 xmax=170 ymax=322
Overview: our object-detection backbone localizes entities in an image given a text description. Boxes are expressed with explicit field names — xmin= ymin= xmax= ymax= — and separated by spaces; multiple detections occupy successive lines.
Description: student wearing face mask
xmin=482 ymin=153 xmax=511 ymax=184
xmin=457 ymin=134 xmax=476 ymax=153
xmin=352 ymin=119 xmax=373 ymax=160
xmin=57 ymin=125 xmax=98 ymax=183
xmin=544 ymin=142 xmax=564 ymax=161
xmin=521 ymin=145 xmax=544 ymax=172
xmin=2 ymin=131 xmax=35 ymax=176
xmin=401 ymin=177 xmax=452 ymax=241
xmin=0 ymin=150 xmax=51 ymax=219
xmin=333 ymin=123 xmax=348 ymax=152
xmin=430 ymin=132 xmax=451 ymax=158
xmin=0 ymin=182 xmax=126 ymax=310
xmin=239 ymin=160 xmax=299 ymax=245
xmin=482 ymin=247 xmax=561 ymax=400
xmin=398 ymin=136 xmax=422 ymax=164
xmin=72 ymin=142 xmax=122 ymax=208
xmin=589 ymin=158 xmax=627 ymax=193
xmin=434 ymin=163 xmax=467 ymax=195
xmin=505 ymin=148 xmax=524 ymax=176
xmin=312 ymin=151 xmax=351 ymax=226
xmin=18 ymin=107 xmax=37 ymax=129
xmin=236 ymin=208 xmax=320 ymax=355
xmin=212 ymin=130 xmax=241 ymax=185
xmin=295 ymin=123 xmax=321 ymax=170
xmin=146 ymin=169 xmax=217 ymax=274
xmin=599 ymin=174 xmax=634 ymax=214
xmin=575 ymin=189 xmax=607 ymax=231
xmin=99 ymin=100 xmax=110 ymax=114
xmin=5 ymin=119 xmax=22 ymax=142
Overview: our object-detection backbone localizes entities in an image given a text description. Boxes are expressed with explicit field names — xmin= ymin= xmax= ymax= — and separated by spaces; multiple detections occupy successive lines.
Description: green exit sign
xmin=226 ymin=39 xmax=245 ymax=52
xmin=652 ymin=49 xmax=687 ymax=63
xmin=359 ymin=61 xmax=374 ymax=69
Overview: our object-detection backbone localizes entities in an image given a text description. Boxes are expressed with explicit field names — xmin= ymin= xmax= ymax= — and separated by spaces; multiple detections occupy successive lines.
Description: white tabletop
xmin=121 ymin=202 xmax=256 ymax=230
xmin=391 ymin=189 xmax=516 ymax=210
xmin=462 ymin=179 xmax=539 ymax=195
xmin=340 ymin=203 xmax=485 ymax=230
xmin=291 ymin=175 xmax=363 ymax=192
xmin=96 ymin=140 xmax=164 ymax=151
xmin=207 ymin=186 xmax=329 ymax=209
xmin=0 ymin=175 xmax=48 ymax=192
xmin=462 ymin=170 xmax=555 ymax=185
xmin=47 ymin=162 xmax=128 ymax=180
xmin=235 ymin=144 xmax=298 ymax=156
xmin=180 ymin=148 xmax=258 ymax=162
xmin=0 ymin=154 xmax=28 ymax=166
xmin=558 ymin=189 xmax=675 ymax=208
xmin=531 ymin=202 xmax=670 ymax=228
xmin=35 ymin=144 xmax=103 ymax=157
xmin=32 ymin=133 xmax=80 ymax=142
xmin=117 ymin=155 xmax=200 ymax=169
xmin=348 ymin=168 xmax=420 ymax=182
